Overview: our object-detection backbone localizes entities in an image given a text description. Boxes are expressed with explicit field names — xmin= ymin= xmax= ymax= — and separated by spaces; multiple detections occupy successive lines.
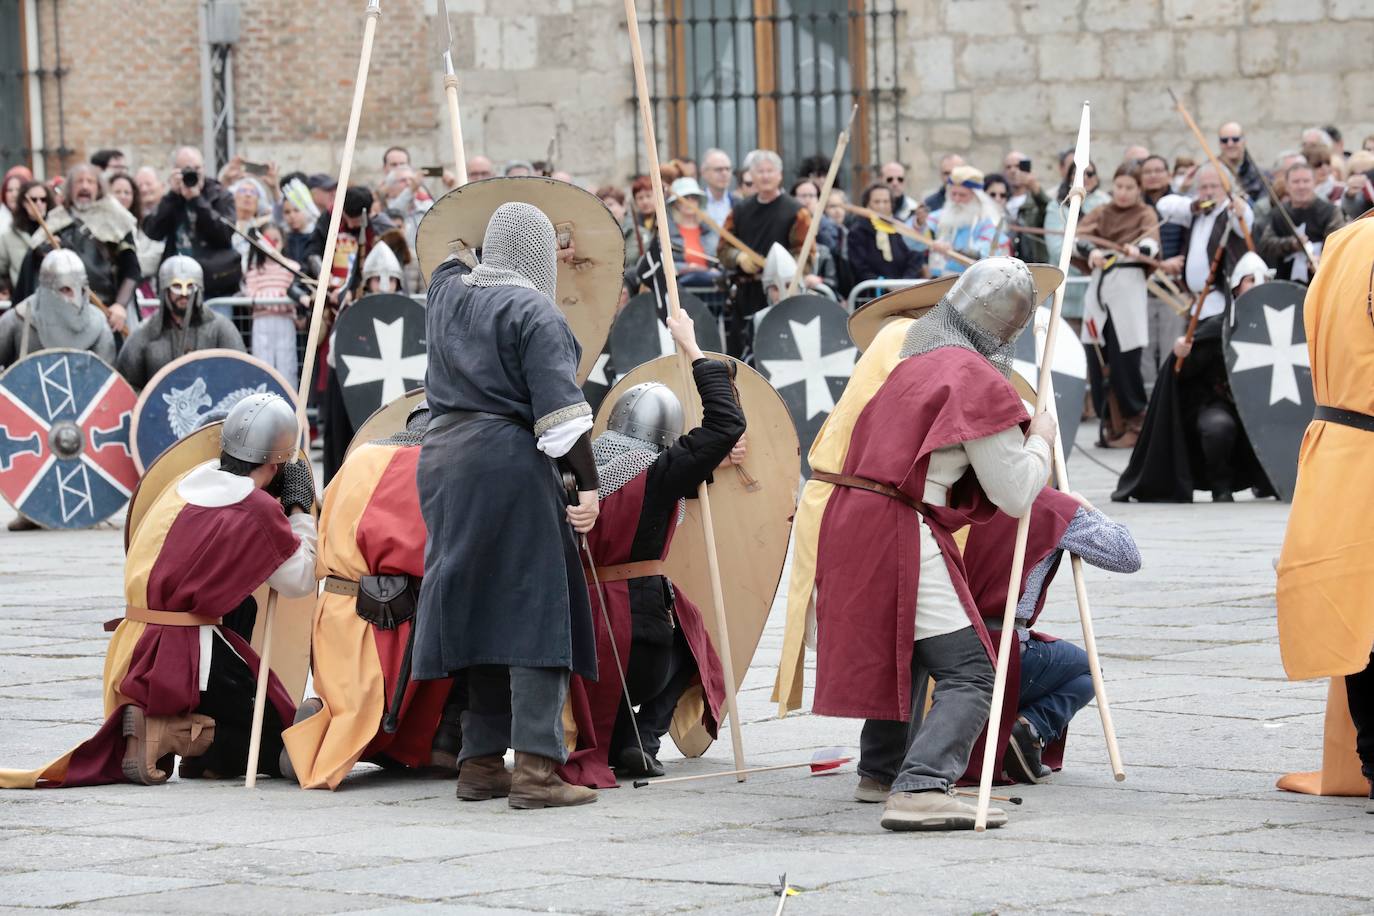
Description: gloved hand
xmin=278 ymin=459 xmax=315 ymax=515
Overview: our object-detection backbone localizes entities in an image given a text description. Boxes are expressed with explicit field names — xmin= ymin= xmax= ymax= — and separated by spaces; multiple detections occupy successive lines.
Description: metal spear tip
xmin=1070 ymin=102 xmax=1092 ymax=192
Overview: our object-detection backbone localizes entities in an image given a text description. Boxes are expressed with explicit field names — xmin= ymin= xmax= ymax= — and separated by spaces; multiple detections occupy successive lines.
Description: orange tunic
xmin=1275 ymin=216 xmax=1374 ymax=796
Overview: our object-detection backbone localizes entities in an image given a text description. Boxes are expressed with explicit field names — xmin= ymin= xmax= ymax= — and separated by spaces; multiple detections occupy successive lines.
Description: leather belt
xmin=584 ymin=559 xmax=666 ymax=583
xmin=108 ymin=606 xmax=223 ymax=631
xmin=811 ymin=471 xmax=922 ymax=511
xmin=1314 ymin=405 xmax=1374 ymax=433
xmin=324 ymin=575 xmax=359 ymax=597
xmin=426 ymin=409 xmax=528 ymax=436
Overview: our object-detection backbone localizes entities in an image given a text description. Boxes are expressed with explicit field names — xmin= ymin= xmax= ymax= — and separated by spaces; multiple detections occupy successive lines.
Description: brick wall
xmin=18 ymin=0 xmax=1374 ymax=194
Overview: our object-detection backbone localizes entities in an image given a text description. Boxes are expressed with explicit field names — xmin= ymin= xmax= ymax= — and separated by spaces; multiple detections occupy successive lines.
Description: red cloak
xmin=813 ymin=347 xmax=1029 ymax=721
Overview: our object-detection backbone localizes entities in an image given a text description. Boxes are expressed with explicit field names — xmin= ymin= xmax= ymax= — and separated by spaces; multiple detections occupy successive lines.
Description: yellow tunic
xmin=773 ymin=318 xmax=915 ymax=715
xmin=1275 ymin=216 xmax=1374 ymax=796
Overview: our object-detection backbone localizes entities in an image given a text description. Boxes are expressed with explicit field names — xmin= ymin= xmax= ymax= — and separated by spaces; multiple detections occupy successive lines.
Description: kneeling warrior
xmin=0 ymin=394 xmax=317 ymax=787
xmin=811 ymin=259 xmax=1056 ymax=831
xmin=561 ymin=312 xmax=743 ymax=787
xmin=282 ymin=400 xmax=460 ymax=789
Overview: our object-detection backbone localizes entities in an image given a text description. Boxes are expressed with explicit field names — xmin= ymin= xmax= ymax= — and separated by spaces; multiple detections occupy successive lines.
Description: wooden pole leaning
xmin=784 ymin=105 xmax=857 ymax=299
xmin=1168 ymin=89 xmax=1255 ymax=253
xmin=622 ymin=0 xmax=747 ymax=779
xmin=840 ymin=203 xmax=978 ymax=267
xmin=1030 ymin=318 xmax=1126 ymax=783
xmin=245 ymin=0 xmax=384 ymax=789
xmin=974 ymin=101 xmax=1092 ymax=832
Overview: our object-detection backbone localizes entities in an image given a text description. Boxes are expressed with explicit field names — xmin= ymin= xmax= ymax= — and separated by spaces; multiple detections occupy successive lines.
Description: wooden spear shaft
xmin=784 ymin=105 xmax=856 ymax=299
xmin=435 ymin=0 xmax=468 ymax=186
xmin=1030 ymin=317 xmax=1125 ymax=783
xmin=975 ymin=101 xmax=1092 ymax=832
xmin=679 ymin=198 xmax=762 ymax=263
xmin=1245 ymin=150 xmax=1319 ymax=272
xmin=245 ymin=0 xmax=383 ymax=789
xmin=1168 ymin=89 xmax=1255 ymax=253
xmin=623 ymin=0 xmax=747 ymax=779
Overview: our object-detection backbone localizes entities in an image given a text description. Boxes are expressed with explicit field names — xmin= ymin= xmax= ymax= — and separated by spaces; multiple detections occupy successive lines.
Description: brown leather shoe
xmin=508 ymin=751 xmax=597 ymax=809
xmin=455 ymin=755 xmax=512 ymax=801
xmin=121 ymin=709 xmax=215 ymax=785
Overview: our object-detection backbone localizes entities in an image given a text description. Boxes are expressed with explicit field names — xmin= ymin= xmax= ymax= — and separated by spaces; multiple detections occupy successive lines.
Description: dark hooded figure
xmin=413 ymin=201 xmax=601 ymax=810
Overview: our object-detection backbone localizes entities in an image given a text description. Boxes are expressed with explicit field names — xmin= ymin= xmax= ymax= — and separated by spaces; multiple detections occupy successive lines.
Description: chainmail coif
xmin=462 ymin=201 xmax=559 ymax=303
xmin=899 ymin=297 xmax=1017 ymax=378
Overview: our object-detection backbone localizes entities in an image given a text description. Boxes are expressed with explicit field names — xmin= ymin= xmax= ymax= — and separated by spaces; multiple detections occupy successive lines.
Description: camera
xmin=181 ymin=168 xmax=201 ymax=187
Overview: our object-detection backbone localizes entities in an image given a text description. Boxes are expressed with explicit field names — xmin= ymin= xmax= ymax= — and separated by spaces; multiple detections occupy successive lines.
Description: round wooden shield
xmin=333 ymin=293 xmax=427 ymax=429
xmin=595 ymin=353 xmax=801 ymax=757
xmin=608 ymin=291 xmax=723 ymax=379
xmin=753 ymin=294 xmax=857 ymax=477
xmin=1014 ymin=307 xmax=1088 ymax=453
xmin=414 ymin=177 xmax=624 ymax=383
xmin=345 ymin=386 xmax=427 ymax=457
xmin=122 ymin=421 xmax=316 ymax=703
xmin=131 ymin=349 xmax=298 ymax=474
xmin=0 ymin=349 xmax=139 ymax=529
xmin=1224 ymin=280 xmax=1312 ymax=501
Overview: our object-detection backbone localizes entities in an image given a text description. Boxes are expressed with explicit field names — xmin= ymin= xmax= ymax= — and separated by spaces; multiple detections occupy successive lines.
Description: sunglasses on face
xmin=987 ymin=190 xmax=1007 ymax=199
xmin=1219 ymin=136 xmax=1243 ymax=144
xmin=25 ymin=195 xmax=45 ymax=204
xmin=884 ymin=175 xmax=904 ymax=184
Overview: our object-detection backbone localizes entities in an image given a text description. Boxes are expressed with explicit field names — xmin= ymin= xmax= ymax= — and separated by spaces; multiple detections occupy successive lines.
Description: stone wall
xmin=15 ymin=0 xmax=1374 ymax=195
xmin=899 ymin=0 xmax=1374 ymax=192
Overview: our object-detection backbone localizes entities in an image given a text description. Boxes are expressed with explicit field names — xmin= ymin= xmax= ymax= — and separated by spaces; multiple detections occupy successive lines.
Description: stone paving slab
xmin=0 ymin=428 xmax=1369 ymax=914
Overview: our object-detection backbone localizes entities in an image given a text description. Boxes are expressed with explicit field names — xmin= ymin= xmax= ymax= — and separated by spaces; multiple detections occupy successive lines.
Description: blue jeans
xmin=1019 ymin=638 xmax=1094 ymax=742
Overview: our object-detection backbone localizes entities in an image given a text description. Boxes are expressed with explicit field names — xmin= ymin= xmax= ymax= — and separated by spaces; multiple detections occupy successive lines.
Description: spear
xmin=623 ymin=0 xmax=747 ymax=778
xmin=840 ymin=203 xmax=977 ymax=266
xmin=245 ymin=0 xmax=384 ymax=789
xmin=1167 ymin=89 xmax=1255 ymax=253
xmin=432 ymin=0 xmax=468 ymax=185
xmin=784 ymin=105 xmax=857 ymax=298
xmin=1244 ymin=149 xmax=1319 ymax=273
xmin=974 ymin=102 xmax=1115 ymax=832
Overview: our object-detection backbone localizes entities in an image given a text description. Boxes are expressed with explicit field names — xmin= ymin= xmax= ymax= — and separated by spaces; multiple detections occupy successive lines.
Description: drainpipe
xmin=23 ymin=0 xmax=45 ymax=178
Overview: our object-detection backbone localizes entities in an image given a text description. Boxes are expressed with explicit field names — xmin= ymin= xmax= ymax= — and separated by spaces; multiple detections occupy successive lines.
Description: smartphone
xmin=421 ymin=165 xmax=445 ymax=178
xmin=243 ymin=161 xmax=270 ymax=176
xmin=1018 ymin=158 xmax=1033 ymax=172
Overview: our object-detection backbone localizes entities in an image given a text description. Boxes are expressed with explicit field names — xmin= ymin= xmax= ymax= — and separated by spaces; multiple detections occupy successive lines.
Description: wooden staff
xmin=25 ymin=203 xmax=125 ymax=335
xmin=975 ymin=102 xmax=1098 ymax=832
xmin=245 ymin=0 xmax=383 ymax=789
xmin=1008 ymin=223 xmax=1168 ymax=272
xmin=434 ymin=0 xmax=468 ymax=185
xmin=1173 ymin=220 xmax=1232 ymax=376
xmin=1031 ymin=319 xmax=1126 ymax=789
xmin=623 ymin=0 xmax=747 ymax=779
xmin=1245 ymin=150 xmax=1319 ymax=273
xmin=784 ymin=105 xmax=856 ymax=298
xmin=1167 ymin=89 xmax=1255 ymax=252
xmin=841 ymin=203 xmax=978 ymax=266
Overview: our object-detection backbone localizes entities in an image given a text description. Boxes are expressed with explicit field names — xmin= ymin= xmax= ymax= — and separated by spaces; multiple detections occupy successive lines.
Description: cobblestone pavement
xmin=0 ymin=428 xmax=1367 ymax=915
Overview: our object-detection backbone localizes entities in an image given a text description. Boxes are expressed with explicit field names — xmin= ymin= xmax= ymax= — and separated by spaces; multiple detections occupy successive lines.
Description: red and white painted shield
xmin=0 ymin=348 xmax=139 ymax=529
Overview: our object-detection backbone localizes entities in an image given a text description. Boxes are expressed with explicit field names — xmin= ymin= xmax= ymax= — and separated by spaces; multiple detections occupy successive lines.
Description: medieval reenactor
xmin=807 ymin=259 xmax=1057 ymax=831
xmin=414 ymin=202 xmax=601 ymax=810
xmin=282 ymin=400 xmax=459 ymax=789
xmin=716 ymin=150 xmax=810 ymax=360
xmin=0 ymin=394 xmax=318 ymax=788
xmin=0 ymin=249 xmax=115 ymax=369
xmin=1112 ymin=254 xmax=1274 ymax=503
xmin=115 ymin=255 xmax=244 ymax=390
xmin=13 ymin=164 xmax=139 ymax=332
xmin=957 ymin=489 xmax=1140 ymax=786
xmin=560 ymin=312 xmax=740 ymax=787
xmin=1154 ymin=165 xmax=1253 ymax=330
xmin=1277 ymin=215 xmax=1374 ymax=813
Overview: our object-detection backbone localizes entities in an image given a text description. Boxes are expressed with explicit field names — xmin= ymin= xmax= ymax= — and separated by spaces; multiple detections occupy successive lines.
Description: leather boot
xmin=508 ymin=751 xmax=597 ymax=809
xmin=455 ymin=755 xmax=512 ymax=801
xmin=121 ymin=708 xmax=215 ymax=785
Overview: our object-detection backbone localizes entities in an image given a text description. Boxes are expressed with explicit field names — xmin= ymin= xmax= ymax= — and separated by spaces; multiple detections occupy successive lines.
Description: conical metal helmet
xmin=944 ymin=256 xmax=1038 ymax=344
xmin=38 ymin=248 xmax=89 ymax=297
xmin=607 ymin=382 xmax=684 ymax=449
xmin=221 ymin=393 xmax=299 ymax=464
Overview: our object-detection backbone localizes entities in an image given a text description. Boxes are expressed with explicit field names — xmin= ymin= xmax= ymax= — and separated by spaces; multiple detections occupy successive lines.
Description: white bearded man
xmin=926 ymin=166 xmax=1012 ymax=277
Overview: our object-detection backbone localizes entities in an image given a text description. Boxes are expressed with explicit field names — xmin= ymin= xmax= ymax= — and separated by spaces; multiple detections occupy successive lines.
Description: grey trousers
xmin=458 ymin=665 xmax=569 ymax=764
xmin=1143 ymin=295 xmax=1185 ymax=390
xmin=857 ymin=626 xmax=994 ymax=793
